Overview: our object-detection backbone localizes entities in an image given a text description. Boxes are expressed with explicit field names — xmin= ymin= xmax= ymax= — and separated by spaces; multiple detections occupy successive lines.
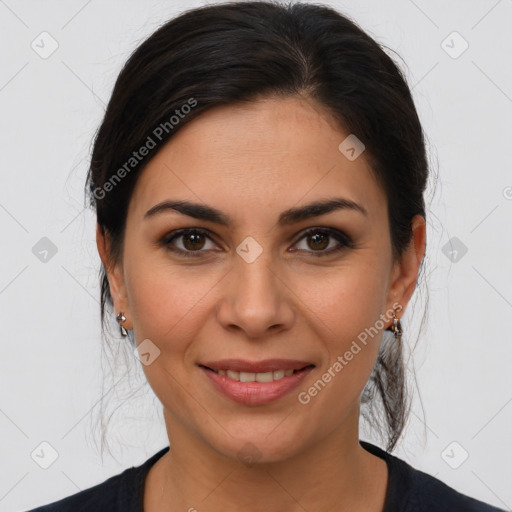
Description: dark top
xmin=26 ymin=441 xmax=506 ymax=511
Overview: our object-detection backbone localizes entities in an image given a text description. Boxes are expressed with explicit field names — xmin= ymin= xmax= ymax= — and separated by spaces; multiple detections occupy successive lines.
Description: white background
xmin=1 ymin=0 xmax=511 ymax=510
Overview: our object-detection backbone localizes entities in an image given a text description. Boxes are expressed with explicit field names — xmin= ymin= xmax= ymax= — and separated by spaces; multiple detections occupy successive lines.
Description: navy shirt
xmin=26 ymin=441 xmax=506 ymax=511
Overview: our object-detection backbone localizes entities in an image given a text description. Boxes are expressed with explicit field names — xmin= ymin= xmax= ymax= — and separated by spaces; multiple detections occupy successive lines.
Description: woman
xmin=27 ymin=1 xmax=505 ymax=510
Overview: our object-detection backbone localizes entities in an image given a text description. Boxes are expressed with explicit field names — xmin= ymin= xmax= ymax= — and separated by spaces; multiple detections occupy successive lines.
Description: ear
xmin=385 ymin=214 xmax=426 ymax=323
xmin=96 ymin=224 xmax=132 ymax=330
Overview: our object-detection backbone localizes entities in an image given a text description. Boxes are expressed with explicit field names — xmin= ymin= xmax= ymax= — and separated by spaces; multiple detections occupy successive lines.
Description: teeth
xmin=240 ymin=372 xmax=256 ymax=382
xmin=273 ymin=369 xmax=285 ymax=380
xmin=215 ymin=368 xmax=298 ymax=381
xmin=256 ymin=371 xmax=273 ymax=383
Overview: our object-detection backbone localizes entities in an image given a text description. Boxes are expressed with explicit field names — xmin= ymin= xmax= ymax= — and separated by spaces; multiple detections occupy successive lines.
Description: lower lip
xmin=200 ymin=366 xmax=314 ymax=405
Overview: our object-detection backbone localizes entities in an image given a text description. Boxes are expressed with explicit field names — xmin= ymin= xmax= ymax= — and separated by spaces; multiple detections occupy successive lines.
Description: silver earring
xmin=116 ymin=312 xmax=128 ymax=337
xmin=390 ymin=310 xmax=403 ymax=342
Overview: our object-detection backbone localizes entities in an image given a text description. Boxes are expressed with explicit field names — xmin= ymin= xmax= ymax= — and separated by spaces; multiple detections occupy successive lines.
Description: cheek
xmin=294 ymin=262 xmax=388 ymax=395
xmin=123 ymin=260 xmax=220 ymax=413
xmin=297 ymin=259 xmax=388 ymax=340
xmin=124 ymin=255 xmax=222 ymax=345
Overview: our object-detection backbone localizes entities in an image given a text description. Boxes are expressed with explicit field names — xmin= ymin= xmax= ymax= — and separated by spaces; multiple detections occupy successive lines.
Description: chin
xmin=201 ymin=419 xmax=314 ymax=466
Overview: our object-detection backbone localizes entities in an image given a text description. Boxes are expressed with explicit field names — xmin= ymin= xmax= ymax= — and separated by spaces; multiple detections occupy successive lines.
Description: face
xmin=98 ymin=96 xmax=425 ymax=463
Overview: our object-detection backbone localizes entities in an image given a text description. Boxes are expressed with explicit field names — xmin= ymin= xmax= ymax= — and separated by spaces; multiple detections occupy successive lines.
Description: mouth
xmin=197 ymin=359 xmax=315 ymax=405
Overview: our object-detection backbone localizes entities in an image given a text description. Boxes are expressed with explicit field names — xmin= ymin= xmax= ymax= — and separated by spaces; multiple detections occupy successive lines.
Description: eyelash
xmin=160 ymin=227 xmax=354 ymax=258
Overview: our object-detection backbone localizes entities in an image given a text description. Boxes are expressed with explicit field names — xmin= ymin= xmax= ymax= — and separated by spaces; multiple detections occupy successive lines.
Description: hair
xmin=86 ymin=0 xmax=432 ymax=454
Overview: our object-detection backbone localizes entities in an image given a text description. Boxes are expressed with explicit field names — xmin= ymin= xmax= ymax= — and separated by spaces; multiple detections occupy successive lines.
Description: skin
xmin=97 ymin=95 xmax=426 ymax=511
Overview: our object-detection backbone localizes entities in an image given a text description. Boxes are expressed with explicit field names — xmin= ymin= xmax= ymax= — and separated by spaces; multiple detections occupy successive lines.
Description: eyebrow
xmin=144 ymin=197 xmax=367 ymax=226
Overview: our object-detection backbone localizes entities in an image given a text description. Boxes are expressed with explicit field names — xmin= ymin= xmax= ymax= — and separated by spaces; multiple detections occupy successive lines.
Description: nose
xmin=216 ymin=245 xmax=295 ymax=339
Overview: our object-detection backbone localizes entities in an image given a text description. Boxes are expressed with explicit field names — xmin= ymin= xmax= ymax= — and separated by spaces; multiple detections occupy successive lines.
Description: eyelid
xmin=292 ymin=226 xmax=349 ymax=243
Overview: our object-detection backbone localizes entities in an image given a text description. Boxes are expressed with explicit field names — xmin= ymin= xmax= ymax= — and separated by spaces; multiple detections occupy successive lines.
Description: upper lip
xmin=199 ymin=359 xmax=314 ymax=373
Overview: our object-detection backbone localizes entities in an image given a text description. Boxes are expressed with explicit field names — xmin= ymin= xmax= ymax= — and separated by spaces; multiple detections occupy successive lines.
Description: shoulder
xmin=24 ymin=471 xmax=123 ymax=511
xmin=400 ymin=462 xmax=505 ymax=511
xmin=24 ymin=446 xmax=170 ymax=512
xmin=360 ymin=441 xmax=506 ymax=512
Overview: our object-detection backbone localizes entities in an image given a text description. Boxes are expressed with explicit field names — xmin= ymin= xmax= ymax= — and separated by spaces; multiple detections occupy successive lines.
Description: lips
xmin=198 ymin=358 xmax=316 ymax=405
xmin=199 ymin=362 xmax=315 ymax=405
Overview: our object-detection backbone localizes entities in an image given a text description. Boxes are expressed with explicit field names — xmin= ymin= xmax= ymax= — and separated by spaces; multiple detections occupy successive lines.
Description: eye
xmin=161 ymin=228 xmax=218 ymax=258
xmin=292 ymin=227 xmax=353 ymax=257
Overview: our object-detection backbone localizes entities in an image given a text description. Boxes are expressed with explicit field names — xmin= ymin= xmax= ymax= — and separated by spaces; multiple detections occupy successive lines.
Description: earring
xmin=390 ymin=310 xmax=403 ymax=342
xmin=116 ymin=312 xmax=128 ymax=337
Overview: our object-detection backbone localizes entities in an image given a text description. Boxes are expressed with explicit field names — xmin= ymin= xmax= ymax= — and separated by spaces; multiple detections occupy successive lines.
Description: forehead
xmin=128 ymin=96 xmax=386 ymax=226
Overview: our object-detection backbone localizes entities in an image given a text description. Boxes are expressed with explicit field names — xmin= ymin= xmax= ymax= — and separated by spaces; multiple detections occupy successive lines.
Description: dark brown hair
xmin=86 ymin=0 xmax=431 ymax=453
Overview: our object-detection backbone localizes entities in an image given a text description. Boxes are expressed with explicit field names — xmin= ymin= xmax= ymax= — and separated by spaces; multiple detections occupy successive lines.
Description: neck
xmin=144 ymin=404 xmax=388 ymax=512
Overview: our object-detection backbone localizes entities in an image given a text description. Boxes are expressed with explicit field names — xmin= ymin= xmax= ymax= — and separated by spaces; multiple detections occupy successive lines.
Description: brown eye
xmin=161 ymin=228 xmax=217 ymax=258
xmin=182 ymin=232 xmax=207 ymax=251
xmin=293 ymin=228 xmax=353 ymax=256
xmin=306 ymin=232 xmax=329 ymax=251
